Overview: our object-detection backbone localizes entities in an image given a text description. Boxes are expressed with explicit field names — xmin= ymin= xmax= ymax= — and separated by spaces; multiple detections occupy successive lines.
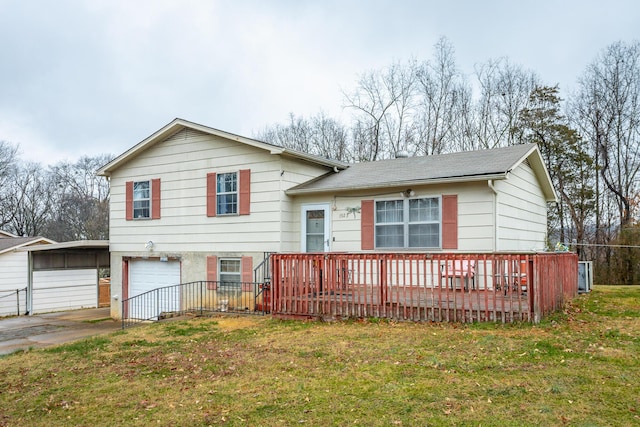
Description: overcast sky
xmin=0 ymin=0 xmax=638 ymax=165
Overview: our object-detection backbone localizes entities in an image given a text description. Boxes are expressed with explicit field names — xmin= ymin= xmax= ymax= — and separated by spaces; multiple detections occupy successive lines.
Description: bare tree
xmin=44 ymin=154 xmax=113 ymax=241
xmin=0 ymin=141 xmax=19 ymax=229
xmin=309 ymin=113 xmax=351 ymax=161
xmin=256 ymin=113 xmax=351 ymax=162
xmin=256 ymin=113 xmax=313 ymax=154
xmin=413 ymin=37 xmax=472 ymax=154
xmin=4 ymin=162 xmax=52 ymax=237
xmin=474 ymin=58 xmax=540 ymax=148
xmin=569 ymin=40 xmax=640 ymax=284
xmin=343 ymin=59 xmax=416 ymax=160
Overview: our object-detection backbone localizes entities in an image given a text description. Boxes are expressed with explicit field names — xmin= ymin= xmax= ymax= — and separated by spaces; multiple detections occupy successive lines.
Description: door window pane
xmin=306 ymin=210 xmax=325 ymax=252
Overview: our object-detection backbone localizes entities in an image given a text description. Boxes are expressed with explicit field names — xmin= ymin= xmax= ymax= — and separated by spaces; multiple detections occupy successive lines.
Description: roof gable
xmin=97 ymin=118 xmax=347 ymax=176
xmin=287 ymin=144 xmax=557 ymax=202
xmin=0 ymin=237 xmax=55 ymax=255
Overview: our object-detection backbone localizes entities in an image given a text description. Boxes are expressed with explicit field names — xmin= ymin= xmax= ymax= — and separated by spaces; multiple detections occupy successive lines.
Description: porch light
xmin=400 ymin=189 xmax=415 ymax=198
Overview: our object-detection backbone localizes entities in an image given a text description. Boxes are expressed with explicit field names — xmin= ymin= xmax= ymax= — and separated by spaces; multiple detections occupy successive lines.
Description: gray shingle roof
xmin=287 ymin=143 xmax=538 ymax=194
xmin=0 ymin=237 xmax=46 ymax=253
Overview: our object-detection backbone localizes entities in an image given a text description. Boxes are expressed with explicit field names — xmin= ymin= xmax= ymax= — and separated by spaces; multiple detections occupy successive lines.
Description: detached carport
xmin=21 ymin=241 xmax=110 ymax=315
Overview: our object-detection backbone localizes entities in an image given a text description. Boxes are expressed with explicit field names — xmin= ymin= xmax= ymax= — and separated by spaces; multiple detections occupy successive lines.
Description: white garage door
xmin=129 ymin=259 xmax=181 ymax=320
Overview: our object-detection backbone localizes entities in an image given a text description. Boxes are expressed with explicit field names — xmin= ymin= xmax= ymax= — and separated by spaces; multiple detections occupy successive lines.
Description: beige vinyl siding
xmin=495 ymin=162 xmax=548 ymax=251
xmin=278 ymin=158 xmax=331 ymax=252
xmin=289 ymin=181 xmax=497 ymax=253
xmin=457 ymin=183 xmax=495 ymax=252
xmin=0 ymin=251 xmax=28 ymax=316
xmin=109 ymin=131 xmax=330 ymax=254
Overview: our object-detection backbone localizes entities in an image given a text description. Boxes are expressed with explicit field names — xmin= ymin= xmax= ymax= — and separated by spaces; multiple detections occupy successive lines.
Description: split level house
xmin=98 ymin=118 xmax=557 ymax=320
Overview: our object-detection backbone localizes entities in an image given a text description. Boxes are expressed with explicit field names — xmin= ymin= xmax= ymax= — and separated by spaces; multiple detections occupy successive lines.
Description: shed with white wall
xmin=21 ymin=240 xmax=110 ymax=314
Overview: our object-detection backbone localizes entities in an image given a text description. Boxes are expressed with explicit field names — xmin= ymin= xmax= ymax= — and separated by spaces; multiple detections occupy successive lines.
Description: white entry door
xmin=301 ymin=204 xmax=331 ymax=252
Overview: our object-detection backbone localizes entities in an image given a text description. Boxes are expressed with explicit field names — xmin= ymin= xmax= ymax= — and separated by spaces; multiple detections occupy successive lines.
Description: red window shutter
xmin=125 ymin=181 xmax=133 ymax=221
xmin=442 ymin=194 xmax=458 ymax=250
xmin=206 ymin=173 xmax=217 ymax=217
xmin=239 ymin=169 xmax=251 ymax=215
xmin=361 ymin=199 xmax=374 ymax=250
xmin=207 ymin=255 xmax=217 ymax=290
xmin=151 ymin=178 xmax=161 ymax=219
xmin=241 ymin=256 xmax=253 ymax=291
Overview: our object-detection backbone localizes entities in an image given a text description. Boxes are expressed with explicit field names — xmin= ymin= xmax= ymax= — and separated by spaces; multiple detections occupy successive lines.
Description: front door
xmin=301 ymin=204 xmax=330 ymax=252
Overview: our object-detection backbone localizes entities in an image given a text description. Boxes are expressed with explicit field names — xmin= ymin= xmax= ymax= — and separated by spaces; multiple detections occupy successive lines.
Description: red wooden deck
xmin=270 ymin=252 xmax=577 ymax=323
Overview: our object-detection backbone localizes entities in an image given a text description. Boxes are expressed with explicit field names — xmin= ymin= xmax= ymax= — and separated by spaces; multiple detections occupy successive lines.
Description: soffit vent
xmin=163 ymin=127 xmax=209 ymax=142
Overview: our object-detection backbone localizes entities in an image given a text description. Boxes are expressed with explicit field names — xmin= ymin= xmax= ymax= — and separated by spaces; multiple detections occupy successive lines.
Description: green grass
xmin=0 ymin=286 xmax=638 ymax=426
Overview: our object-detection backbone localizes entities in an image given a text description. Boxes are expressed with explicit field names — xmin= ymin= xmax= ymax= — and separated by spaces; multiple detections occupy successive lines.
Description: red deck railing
xmin=269 ymin=252 xmax=577 ymax=323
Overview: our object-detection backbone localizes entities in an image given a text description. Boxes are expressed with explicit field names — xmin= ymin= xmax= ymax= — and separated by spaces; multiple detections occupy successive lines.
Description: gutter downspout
xmin=279 ymin=166 xmax=284 ymax=253
xmin=488 ymin=180 xmax=498 ymax=252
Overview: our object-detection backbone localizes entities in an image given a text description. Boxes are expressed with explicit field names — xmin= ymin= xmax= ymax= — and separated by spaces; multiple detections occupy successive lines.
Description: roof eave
xmin=516 ymin=145 xmax=558 ymax=202
xmin=0 ymin=237 xmax=56 ymax=255
xmin=18 ymin=240 xmax=110 ymax=252
xmin=280 ymin=149 xmax=348 ymax=170
xmin=286 ymin=173 xmax=508 ymax=195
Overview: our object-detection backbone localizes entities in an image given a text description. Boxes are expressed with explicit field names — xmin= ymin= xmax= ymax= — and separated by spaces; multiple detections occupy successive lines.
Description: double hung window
xmin=216 ymin=172 xmax=237 ymax=215
xmin=219 ymin=258 xmax=241 ymax=288
xmin=375 ymin=197 xmax=440 ymax=248
xmin=133 ymin=181 xmax=150 ymax=219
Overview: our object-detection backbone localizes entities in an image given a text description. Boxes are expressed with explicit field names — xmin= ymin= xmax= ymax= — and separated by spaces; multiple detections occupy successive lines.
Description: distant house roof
xmin=97 ymin=118 xmax=348 ymax=176
xmin=0 ymin=230 xmax=18 ymax=238
xmin=18 ymin=240 xmax=109 ymax=252
xmin=0 ymin=237 xmax=55 ymax=255
xmin=287 ymin=144 xmax=557 ymax=202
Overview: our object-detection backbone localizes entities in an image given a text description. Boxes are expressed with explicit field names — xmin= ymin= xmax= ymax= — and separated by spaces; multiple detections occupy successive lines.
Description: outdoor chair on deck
xmin=440 ymin=260 xmax=476 ymax=290
xmin=494 ymin=259 xmax=528 ymax=295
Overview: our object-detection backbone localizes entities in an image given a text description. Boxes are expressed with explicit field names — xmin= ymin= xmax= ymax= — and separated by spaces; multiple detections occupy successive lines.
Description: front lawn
xmin=0 ymin=286 xmax=638 ymax=426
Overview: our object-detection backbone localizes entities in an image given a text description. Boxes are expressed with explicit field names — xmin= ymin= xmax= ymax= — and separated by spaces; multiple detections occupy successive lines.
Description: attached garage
xmin=23 ymin=241 xmax=110 ymax=315
xmin=126 ymin=259 xmax=181 ymax=320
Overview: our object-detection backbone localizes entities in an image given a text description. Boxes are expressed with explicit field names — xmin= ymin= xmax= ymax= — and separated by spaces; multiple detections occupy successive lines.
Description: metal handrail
xmin=253 ymin=252 xmax=272 ymax=313
xmin=121 ymin=280 xmax=268 ymax=329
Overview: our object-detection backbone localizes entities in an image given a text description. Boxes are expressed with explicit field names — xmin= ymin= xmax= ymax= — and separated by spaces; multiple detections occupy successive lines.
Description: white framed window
xmin=219 ymin=258 xmax=241 ymax=288
xmin=133 ymin=180 xmax=150 ymax=219
xmin=217 ymin=172 xmax=238 ymax=215
xmin=375 ymin=197 xmax=440 ymax=248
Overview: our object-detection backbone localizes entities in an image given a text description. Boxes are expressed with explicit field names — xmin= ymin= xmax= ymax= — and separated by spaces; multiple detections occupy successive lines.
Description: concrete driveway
xmin=0 ymin=308 xmax=120 ymax=356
